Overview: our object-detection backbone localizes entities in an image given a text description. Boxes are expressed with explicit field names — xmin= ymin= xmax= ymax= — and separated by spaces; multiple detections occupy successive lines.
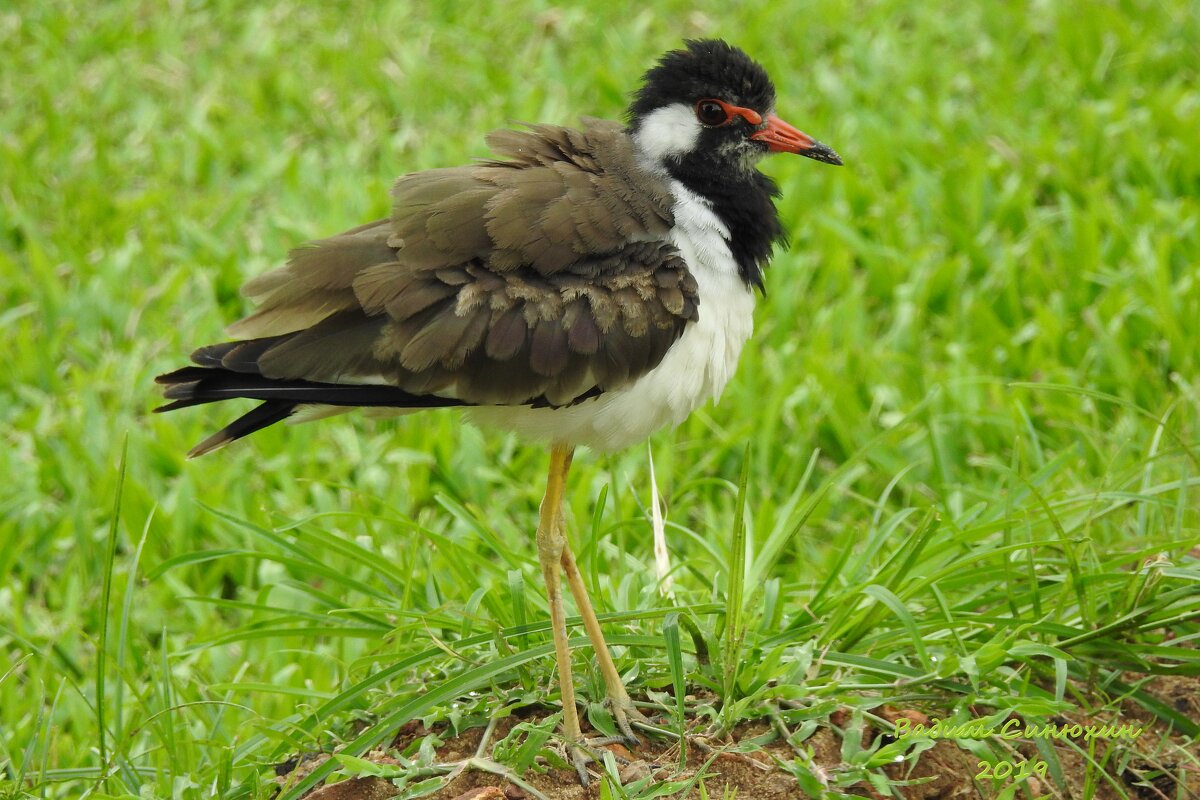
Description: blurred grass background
xmin=3 ymin=0 xmax=1199 ymax=797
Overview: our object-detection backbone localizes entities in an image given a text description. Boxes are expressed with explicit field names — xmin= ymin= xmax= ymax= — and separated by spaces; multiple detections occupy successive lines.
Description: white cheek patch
xmin=632 ymin=103 xmax=701 ymax=168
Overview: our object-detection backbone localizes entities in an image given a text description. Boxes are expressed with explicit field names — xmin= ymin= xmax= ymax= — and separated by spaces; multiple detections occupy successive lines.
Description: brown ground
xmin=281 ymin=675 xmax=1200 ymax=800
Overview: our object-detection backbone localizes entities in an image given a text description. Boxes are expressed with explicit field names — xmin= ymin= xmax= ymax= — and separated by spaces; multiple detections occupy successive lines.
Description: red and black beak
xmin=751 ymin=114 xmax=842 ymax=165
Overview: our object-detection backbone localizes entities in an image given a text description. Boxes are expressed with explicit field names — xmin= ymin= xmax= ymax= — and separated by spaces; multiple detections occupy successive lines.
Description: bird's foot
xmin=560 ymin=734 xmax=634 ymax=787
xmin=608 ymin=694 xmax=652 ymax=747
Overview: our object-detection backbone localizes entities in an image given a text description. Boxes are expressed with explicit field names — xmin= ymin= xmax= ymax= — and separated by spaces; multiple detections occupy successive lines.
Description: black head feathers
xmin=628 ymin=39 xmax=777 ymax=121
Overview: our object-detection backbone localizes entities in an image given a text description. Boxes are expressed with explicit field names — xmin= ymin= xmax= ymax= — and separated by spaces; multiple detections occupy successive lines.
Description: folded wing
xmin=157 ymin=119 xmax=699 ymax=455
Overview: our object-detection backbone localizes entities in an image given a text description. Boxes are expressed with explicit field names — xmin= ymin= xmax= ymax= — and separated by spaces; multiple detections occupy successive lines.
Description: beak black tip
xmin=805 ymin=142 xmax=843 ymax=166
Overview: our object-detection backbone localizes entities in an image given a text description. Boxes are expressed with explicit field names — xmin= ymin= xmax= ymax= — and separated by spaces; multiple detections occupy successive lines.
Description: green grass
xmin=3 ymin=1 xmax=1200 ymax=798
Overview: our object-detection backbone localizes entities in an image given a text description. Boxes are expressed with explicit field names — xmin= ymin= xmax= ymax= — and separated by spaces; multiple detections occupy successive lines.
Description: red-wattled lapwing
xmin=156 ymin=39 xmax=840 ymax=782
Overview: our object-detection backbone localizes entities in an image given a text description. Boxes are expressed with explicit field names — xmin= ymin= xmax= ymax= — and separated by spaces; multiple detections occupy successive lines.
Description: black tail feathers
xmin=154 ymin=342 xmax=465 ymax=457
xmin=185 ymin=400 xmax=298 ymax=458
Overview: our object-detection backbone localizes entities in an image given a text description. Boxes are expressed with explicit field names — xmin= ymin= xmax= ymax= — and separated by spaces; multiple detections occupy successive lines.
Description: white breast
xmin=467 ymin=183 xmax=755 ymax=452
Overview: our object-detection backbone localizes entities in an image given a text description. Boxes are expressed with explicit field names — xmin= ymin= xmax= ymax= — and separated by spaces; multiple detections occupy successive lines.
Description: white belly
xmin=467 ymin=182 xmax=755 ymax=452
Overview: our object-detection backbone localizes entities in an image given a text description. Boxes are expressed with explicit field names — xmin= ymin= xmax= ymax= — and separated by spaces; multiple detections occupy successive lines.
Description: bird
xmin=155 ymin=38 xmax=840 ymax=783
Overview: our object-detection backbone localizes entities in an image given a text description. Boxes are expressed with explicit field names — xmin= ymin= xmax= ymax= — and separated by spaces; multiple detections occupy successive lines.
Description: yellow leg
xmin=560 ymin=541 xmax=649 ymax=742
xmin=535 ymin=444 xmax=590 ymax=783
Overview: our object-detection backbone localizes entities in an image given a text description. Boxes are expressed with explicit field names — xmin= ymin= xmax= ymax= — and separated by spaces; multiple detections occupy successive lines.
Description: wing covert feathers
xmin=158 ymin=118 xmax=699 ymax=453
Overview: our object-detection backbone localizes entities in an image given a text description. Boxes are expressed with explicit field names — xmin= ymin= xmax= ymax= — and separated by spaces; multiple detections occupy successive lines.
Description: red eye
xmin=695 ymin=99 xmax=731 ymax=126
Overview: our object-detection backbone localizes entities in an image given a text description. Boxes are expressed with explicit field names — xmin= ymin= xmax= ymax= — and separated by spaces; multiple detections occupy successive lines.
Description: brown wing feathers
xmin=156 ymin=119 xmax=697 ymax=454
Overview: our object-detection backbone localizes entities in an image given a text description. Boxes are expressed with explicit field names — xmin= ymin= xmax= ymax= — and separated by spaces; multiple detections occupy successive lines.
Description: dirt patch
xmin=282 ymin=676 xmax=1200 ymax=799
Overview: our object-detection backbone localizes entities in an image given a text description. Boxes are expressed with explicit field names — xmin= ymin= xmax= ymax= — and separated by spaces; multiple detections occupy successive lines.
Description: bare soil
xmin=282 ymin=676 xmax=1200 ymax=800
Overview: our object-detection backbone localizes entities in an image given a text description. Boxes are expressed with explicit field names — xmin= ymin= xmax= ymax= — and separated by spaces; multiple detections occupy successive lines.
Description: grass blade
xmin=95 ymin=436 xmax=128 ymax=784
xmin=720 ymin=444 xmax=752 ymax=719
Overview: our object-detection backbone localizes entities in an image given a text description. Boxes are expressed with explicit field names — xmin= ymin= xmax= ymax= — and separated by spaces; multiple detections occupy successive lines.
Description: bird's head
xmin=628 ymin=39 xmax=842 ymax=175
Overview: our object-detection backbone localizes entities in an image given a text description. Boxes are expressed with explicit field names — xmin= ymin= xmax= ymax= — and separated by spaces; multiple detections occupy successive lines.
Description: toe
xmin=611 ymin=700 xmax=651 ymax=746
xmin=570 ymin=746 xmax=591 ymax=786
xmin=615 ymin=715 xmax=641 ymax=747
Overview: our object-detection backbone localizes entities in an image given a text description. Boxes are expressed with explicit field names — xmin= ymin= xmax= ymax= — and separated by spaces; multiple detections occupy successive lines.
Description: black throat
xmin=666 ymin=156 xmax=785 ymax=292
